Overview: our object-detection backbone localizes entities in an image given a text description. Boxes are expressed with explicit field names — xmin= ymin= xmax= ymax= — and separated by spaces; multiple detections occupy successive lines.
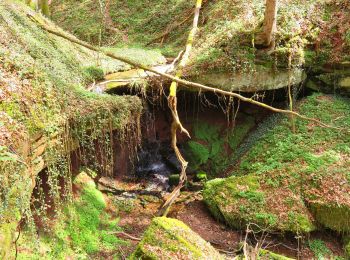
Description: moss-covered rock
xmin=236 ymin=247 xmax=295 ymax=259
xmin=309 ymin=202 xmax=350 ymax=233
xmin=130 ymin=217 xmax=223 ymax=260
xmin=0 ymin=223 xmax=16 ymax=260
xmin=192 ymin=67 xmax=305 ymax=93
xmin=203 ymin=175 xmax=315 ymax=233
xmin=344 ymin=237 xmax=350 ymax=259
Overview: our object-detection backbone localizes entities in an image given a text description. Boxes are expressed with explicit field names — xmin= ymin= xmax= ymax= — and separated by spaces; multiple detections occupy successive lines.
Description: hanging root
xmin=157 ymin=0 xmax=203 ymax=216
xmin=157 ymin=101 xmax=189 ymax=216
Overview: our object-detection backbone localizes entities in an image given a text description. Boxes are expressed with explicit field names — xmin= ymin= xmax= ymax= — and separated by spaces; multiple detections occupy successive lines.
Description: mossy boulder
xmin=130 ymin=217 xmax=223 ymax=260
xmin=309 ymin=202 xmax=350 ymax=233
xmin=203 ymin=174 xmax=315 ymax=233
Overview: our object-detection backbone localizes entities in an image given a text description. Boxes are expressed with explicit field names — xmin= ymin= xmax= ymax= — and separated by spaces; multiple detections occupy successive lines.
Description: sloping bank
xmin=0 ymin=1 xmax=142 ymax=258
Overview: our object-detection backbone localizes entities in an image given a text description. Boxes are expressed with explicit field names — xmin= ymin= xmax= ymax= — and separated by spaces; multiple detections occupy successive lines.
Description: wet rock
xmin=164 ymin=153 xmax=182 ymax=172
xmin=203 ymin=175 xmax=315 ymax=233
xmin=130 ymin=217 xmax=224 ymax=260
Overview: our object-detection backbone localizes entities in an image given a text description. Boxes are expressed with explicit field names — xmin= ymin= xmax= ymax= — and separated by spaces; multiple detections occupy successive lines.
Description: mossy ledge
xmin=0 ymin=1 xmax=142 ymax=257
xmin=130 ymin=217 xmax=224 ymax=260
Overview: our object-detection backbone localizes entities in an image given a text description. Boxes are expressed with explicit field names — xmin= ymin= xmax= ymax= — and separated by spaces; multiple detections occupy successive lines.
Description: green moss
xmin=259 ymin=249 xmax=295 ymax=260
xmin=286 ymin=212 xmax=315 ymax=234
xmin=203 ymin=174 xmax=315 ymax=233
xmin=130 ymin=217 xmax=223 ymax=260
xmin=345 ymin=237 xmax=350 ymax=259
xmin=83 ymin=66 xmax=105 ymax=83
xmin=195 ymin=171 xmax=207 ymax=181
xmin=169 ymin=174 xmax=180 ymax=186
xmin=228 ymin=116 xmax=255 ymax=150
xmin=0 ymin=223 xmax=16 ymax=260
xmin=185 ymin=141 xmax=210 ymax=168
xmin=15 ymin=171 xmax=126 ymax=259
xmin=0 ymin=4 xmax=142 ymax=255
xmin=309 ymin=203 xmax=350 ymax=233
xmin=308 ymin=239 xmax=331 ymax=260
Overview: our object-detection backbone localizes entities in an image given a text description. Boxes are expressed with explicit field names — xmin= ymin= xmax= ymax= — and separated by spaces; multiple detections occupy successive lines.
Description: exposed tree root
xmin=157 ymin=0 xmax=203 ymax=216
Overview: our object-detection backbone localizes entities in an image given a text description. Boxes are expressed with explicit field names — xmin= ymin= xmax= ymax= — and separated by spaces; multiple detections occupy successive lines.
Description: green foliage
xmin=308 ymin=239 xmax=331 ymax=260
xmin=228 ymin=116 xmax=255 ymax=150
xmin=258 ymin=249 xmax=295 ymax=260
xmin=0 ymin=146 xmax=17 ymax=162
xmin=105 ymin=47 xmax=166 ymax=67
xmin=186 ymin=141 xmax=210 ymax=168
xmin=238 ymin=94 xmax=350 ymax=178
xmin=83 ymin=66 xmax=105 ymax=83
xmin=185 ymin=119 xmax=254 ymax=177
xmin=310 ymin=203 xmax=350 ymax=233
xmin=16 ymin=172 xmax=126 ymax=259
xmin=204 ymin=94 xmax=349 ymax=236
xmin=195 ymin=171 xmax=207 ymax=181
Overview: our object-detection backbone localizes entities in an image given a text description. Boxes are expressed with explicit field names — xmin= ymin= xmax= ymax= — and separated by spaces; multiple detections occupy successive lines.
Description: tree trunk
xmin=262 ymin=0 xmax=278 ymax=47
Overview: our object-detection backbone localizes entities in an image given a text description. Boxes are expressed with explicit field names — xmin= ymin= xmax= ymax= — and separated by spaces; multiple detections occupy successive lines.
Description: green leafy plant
xmin=308 ymin=239 xmax=331 ymax=260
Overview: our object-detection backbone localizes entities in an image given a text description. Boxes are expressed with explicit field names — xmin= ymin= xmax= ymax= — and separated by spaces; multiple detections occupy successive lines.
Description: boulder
xmin=130 ymin=217 xmax=223 ymax=260
xmin=192 ymin=66 xmax=305 ymax=92
xmin=309 ymin=202 xmax=350 ymax=233
xmin=203 ymin=175 xmax=315 ymax=233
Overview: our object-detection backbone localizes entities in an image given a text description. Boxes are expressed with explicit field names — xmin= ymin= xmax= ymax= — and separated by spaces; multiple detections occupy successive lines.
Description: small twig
xmin=109 ymin=231 xmax=141 ymax=241
xmin=216 ymin=248 xmax=236 ymax=255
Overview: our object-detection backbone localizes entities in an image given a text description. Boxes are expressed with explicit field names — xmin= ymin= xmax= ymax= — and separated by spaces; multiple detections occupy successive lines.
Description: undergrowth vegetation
xmin=52 ymin=0 xmax=350 ymax=75
xmin=185 ymin=117 xmax=256 ymax=177
xmin=16 ymin=171 xmax=127 ymax=259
